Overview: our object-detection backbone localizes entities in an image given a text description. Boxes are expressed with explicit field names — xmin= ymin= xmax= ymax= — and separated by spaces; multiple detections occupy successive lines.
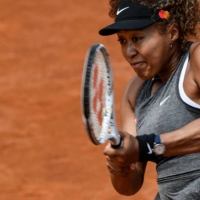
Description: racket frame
xmin=82 ymin=44 xmax=121 ymax=147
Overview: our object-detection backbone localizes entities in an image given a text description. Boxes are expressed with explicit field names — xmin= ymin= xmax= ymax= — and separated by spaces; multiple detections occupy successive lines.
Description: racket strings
xmin=90 ymin=51 xmax=109 ymax=139
xmin=92 ymin=76 xmax=103 ymax=122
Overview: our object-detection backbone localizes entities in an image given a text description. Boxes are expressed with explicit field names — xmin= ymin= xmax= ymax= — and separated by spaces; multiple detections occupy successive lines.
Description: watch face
xmin=154 ymin=144 xmax=165 ymax=156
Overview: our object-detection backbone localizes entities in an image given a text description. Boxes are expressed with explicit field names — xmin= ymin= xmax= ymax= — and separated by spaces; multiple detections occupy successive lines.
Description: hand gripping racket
xmin=82 ymin=43 xmax=122 ymax=148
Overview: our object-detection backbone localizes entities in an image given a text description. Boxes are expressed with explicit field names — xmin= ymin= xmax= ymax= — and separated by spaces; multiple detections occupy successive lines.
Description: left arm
xmin=161 ymin=41 xmax=200 ymax=156
xmin=161 ymin=118 xmax=200 ymax=156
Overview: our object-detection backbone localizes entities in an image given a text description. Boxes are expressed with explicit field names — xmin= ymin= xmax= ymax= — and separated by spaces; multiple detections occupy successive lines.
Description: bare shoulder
xmin=183 ymin=41 xmax=200 ymax=103
xmin=189 ymin=41 xmax=200 ymax=84
xmin=189 ymin=41 xmax=200 ymax=64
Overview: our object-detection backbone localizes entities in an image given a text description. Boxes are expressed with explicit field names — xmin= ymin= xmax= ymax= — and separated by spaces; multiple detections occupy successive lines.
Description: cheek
xmin=153 ymin=47 xmax=170 ymax=67
xmin=144 ymin=41 xmax=168 ymax=67
xmin=121 ymin=46 xmax=129 ymax=62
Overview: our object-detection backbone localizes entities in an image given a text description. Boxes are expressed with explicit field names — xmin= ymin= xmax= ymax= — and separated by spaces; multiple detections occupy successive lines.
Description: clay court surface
xmin=1 ymin=0 xmax=200 ymax=200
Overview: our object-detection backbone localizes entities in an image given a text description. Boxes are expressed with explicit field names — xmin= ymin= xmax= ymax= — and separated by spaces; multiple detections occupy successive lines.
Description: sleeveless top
xmin=134 ymin=43 xmax=200 ymax=183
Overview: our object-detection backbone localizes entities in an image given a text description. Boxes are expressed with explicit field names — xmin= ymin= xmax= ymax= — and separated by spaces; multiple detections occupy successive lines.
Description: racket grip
xmin=111 ymin=136 xmax=123 ymax=149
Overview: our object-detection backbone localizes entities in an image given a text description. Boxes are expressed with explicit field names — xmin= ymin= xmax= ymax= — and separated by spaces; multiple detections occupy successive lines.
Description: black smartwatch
xmin=153 ymin=135 xmax=165 ymax=156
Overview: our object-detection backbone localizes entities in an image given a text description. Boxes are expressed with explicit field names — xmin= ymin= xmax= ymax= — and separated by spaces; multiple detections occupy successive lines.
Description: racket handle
xmin=111 ymin=135 xmax=123 ymax=149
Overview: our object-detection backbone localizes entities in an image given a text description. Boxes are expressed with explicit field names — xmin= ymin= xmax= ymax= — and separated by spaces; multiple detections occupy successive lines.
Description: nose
xmin=126 ymin=42 xmax=137 ymax=58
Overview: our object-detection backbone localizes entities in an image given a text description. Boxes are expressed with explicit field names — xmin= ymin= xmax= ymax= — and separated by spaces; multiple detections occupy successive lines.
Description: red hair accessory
xmin=158 ymin=10 xmax=170 ymax=20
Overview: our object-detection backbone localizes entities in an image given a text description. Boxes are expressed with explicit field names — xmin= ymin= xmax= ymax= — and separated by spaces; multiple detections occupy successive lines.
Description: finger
xmin=103 ymin=132 xmax=129 ymax=157
xmin=106 ymin=160 xmax=135 ymax=177
xmin=104 ymin=143 xmax=119 ymax=157
xmin=107 ymin=166 xmax=127 ymax=177
xmin=107 ymin=156 xmax=124 ymax=167
xmin=106 ymin=160 xmax=128 ymax=177
xmin=106 ymin=156 xmax=118 ymax=165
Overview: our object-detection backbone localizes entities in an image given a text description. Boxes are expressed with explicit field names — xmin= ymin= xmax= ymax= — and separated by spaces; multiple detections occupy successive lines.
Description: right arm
xmin=104 ymin=76 xmax=146 ymax=196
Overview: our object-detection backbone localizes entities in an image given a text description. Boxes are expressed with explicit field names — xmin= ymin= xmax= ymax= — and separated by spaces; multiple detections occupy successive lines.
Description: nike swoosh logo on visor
xmin=117 ymin=7 xmax=129 ymax=15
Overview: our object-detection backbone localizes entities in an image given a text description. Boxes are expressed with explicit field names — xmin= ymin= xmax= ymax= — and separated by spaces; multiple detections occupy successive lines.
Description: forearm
xmin=161 ymin=118 xmax=200 ymax=156
xmin=109 ymin=163 xmax=145 ymax=196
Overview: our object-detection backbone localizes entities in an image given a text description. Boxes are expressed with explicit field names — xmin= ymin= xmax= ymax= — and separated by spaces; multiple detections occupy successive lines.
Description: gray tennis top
xmin=135 ymin=43 xmax=200 ymax=184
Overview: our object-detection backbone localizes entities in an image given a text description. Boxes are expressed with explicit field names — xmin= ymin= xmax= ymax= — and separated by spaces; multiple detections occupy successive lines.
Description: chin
xmin=134 ymin=68 xmax=154 ymax=81
xmin=137 ymin=73 xmax=153 ymax=81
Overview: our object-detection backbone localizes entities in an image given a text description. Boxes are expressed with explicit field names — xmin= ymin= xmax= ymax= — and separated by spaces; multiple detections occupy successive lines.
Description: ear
xmin=168 ymin=23 xmax=179 ymax=44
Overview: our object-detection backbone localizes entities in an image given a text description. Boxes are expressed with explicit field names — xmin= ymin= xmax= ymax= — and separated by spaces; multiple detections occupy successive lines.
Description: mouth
xmin=131 ymin=61 xmax=145 ymax=69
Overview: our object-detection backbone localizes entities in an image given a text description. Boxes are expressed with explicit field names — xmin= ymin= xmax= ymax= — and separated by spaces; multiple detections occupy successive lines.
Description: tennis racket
xmin=82 ymin=43 xmax=122 ymax=148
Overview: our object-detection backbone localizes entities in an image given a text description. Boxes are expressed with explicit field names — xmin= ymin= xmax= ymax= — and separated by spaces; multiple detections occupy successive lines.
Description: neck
xmin=158 ymin=44 xmax=182 ymax=82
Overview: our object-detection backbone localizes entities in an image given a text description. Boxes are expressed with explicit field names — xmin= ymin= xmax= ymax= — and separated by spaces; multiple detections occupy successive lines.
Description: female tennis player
xmin=99 ymin=0 xmax=200 ymax=199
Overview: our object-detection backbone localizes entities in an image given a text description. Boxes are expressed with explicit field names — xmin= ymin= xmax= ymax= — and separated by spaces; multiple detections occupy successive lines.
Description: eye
xmin=117 ymin=38 xmax=126 ymax=45
xmin=132 ymin=37 xmax=143 ymax=42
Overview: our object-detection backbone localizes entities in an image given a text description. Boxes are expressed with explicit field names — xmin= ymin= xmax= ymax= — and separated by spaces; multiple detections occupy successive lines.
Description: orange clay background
xmin=0 ymin=1 xmax=200 ymax=200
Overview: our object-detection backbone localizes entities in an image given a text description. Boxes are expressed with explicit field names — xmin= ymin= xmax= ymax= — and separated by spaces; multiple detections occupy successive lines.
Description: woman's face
xmin=117 ymin=24 xmax=173 ymax=80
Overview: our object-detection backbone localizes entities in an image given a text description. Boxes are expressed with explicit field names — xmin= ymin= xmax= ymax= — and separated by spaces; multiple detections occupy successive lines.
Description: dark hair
xmin=108 ymin=0 xmax=200 ymax=50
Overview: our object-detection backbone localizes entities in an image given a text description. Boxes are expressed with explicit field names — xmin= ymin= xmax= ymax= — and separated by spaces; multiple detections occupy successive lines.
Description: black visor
xmin=99 ymin=2 xmax=161 ymax=36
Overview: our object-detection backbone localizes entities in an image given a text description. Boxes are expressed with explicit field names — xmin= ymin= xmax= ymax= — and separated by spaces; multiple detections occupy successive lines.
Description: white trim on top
xmin=179 ymin=53 xmax=200 ymax=109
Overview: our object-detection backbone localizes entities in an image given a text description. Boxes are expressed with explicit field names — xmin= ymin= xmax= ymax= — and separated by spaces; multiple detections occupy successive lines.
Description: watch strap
xmin=154 ymin=134 xmax=161 ymax=144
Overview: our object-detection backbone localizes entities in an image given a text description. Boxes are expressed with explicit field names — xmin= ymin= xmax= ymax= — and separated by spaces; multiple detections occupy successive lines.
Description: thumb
xmin=103 ymin=143 xmax=118 ymax=157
